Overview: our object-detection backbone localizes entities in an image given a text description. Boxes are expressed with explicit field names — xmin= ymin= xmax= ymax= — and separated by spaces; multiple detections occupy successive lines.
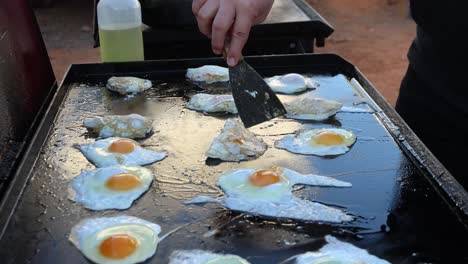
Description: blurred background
xmin=32 ymin=0 xmax=414 ymax=106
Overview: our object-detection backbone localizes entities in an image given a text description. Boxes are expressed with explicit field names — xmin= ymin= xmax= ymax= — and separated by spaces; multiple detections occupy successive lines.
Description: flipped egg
xmin=83 ymin=114 xmax=153 ymax=139
xmin=169 ymin=250 xmax=250 ymax=264
xmin=285 ymin=98 xmax=343 ymax=121
xmin=69 ymin=216 xmax=161 ymax=264
xmin=294 ymin=235 xmax=390 ymax=264
xmin=275 ymin=128 xmax=356 ymax=156
xmin=106 ymin=77 xmax=152 ymax=95
xmin=186 ymin=93 xmax=238 ymax=114
xmin=206 ymin=119 xmax=267 ymax=161
xmin=265 ymin=73 xmax=318 ymax=94
xmin=69 ymin=165 xmax=153 ymax=210
xmin=79 ymin=137 xmax=167 ymax=167
xmin=186 ymin=65 xmax=229 ymax=84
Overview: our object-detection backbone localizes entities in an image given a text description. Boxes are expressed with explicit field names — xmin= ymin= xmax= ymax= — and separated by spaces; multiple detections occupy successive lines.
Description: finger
xmin=211 ymin=0 xmax=235 ymax=55
xmin=227 ymin=13 xmax=252 ymax=66
xmin=195 ymin=0 xmax=220 ymax=37
xmin=192 ymin=0 xmax=207 ymax=16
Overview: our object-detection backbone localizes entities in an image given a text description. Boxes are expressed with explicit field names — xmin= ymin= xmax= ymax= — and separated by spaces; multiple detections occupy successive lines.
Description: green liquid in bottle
xmin=99 ymin=26 xmax=144 ymax=62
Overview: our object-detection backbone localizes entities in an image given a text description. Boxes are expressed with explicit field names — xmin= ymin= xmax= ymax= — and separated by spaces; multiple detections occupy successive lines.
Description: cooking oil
xmin=99 ymin=26 xmax=144 ymax=62
xmin=97 ymin=0 xmax=144 ymax=62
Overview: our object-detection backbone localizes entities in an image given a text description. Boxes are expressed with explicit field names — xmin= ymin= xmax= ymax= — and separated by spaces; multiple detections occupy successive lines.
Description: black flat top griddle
xmin=0 ymin=54 xmax=467 ymax=263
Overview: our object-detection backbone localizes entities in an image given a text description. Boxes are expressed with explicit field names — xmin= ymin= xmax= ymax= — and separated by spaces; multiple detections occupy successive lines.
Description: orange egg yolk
xmin=105 ymin=173 xmax=141 ymax=191
xmin=249 ymin=170 xmax=281 ymax=187
xmin=99 ymin=234 xmax=138 ymax=259
xmin=312 ymin=131 xmax=344 ymax=146
xmin=233 ymin=138 xmax=244 ymax=144
xmin=108 ymin=139 xmax=135 ymax=154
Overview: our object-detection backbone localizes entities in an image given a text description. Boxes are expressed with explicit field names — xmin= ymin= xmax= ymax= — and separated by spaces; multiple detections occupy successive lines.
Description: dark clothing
xmin=396 ymin=1 xmax=468 ymax=187
xmin=396 ymin=66 xmax=468 ymax=187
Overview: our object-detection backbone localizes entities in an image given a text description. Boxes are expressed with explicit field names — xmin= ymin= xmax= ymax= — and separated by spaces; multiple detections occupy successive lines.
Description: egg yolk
xmin=232 ymin=138 xmax=244 ymax=144
xmin=249 ymin=170 xmax=281 ymax=187
xmin=311 ymin=131 xmax=344 ymax=146
xmin=108 ymin=139 xmax=135 ymax=154
xmin=99 ymin=234 xmax=138 ymax=259
xmin=105 ymin=173 xmax=141 ymax=191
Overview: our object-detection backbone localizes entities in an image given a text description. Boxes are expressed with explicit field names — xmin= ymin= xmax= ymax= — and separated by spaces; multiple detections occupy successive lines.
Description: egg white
xmin=275 ymin=128 xmax=356 ymax=156
xmin=69 ymin=216 xmax=161 ymax=264
xmin=79 ymin=137 xmax=167 ymax=167
xmin=217 ymin=167 xmax=351 ymax=201
xmin=295 ymin=235 xmax=390 ymax=264
xmin=186 ymin=65 xmax=229 ymax=84
xmin=206 ymin=119 xmax=267 ymax=161
xmin=187 ymin=167 xmax=352 ymax=223
xmin=265 ymin=73 xmax=318 ymax=94
xmin=106 ymin=77 xmax=152 ymax=95
xmin=169 ymin=250 xmax=250 ymax=264
xmin=83 ymin=114 xmax=153 ymax=139
xmin=186 ymin=93 xmax=238 ymax=114
xmin=69 ymin=165 xmax=153 ymax=210
xmin=285 ymin=98 xmax=343 ymax=121
xmin=186 ymin=195 xmax=353 ymax=223
xmin=217 ymin=168 xmax=291 ymax=201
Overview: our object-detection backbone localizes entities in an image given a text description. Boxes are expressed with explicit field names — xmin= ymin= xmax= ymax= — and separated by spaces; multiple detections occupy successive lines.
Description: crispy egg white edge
xmin=79 ymin=137 xmax=167 ymax=167
xmin=69 ymin=165 xmax=153 ymax=210
xmin=285 ymin=112 xmax=336 ymax=121
xmin=274 ymin=129 xmax=356 ymax=156
xmin=185 ymin=195 xmax=353 ymax=223
xmin=168 ymin=250 xmax=250 ymax=264
xmin=282 ymin=168 xmax=352 ymax=187
xmin=295 ymin=235 xmax=391 ymax=264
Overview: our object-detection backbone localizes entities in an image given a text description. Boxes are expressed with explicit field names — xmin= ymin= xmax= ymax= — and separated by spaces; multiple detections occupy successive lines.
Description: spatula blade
xmin=229 ymin=59 xmax=286 ymax=128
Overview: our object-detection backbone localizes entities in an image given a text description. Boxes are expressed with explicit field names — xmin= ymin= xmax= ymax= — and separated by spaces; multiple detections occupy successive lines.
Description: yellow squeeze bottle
xmin=97 ymin=0 xmax=144 ymax=62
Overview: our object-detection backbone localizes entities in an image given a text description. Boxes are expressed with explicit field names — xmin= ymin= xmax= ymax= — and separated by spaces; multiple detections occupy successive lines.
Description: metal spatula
xmin=228 ymin=56 xmax=287 ymax=128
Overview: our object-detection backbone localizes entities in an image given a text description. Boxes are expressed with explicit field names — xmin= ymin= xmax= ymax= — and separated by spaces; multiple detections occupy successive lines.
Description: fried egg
xmin=169 ymin=250 xmax=250 ymax=264
xmin=186 ymin=65 xmax=229 ymax=84
xmin=79 ymin=137 xmax=167 ymax=167
xmin=186 ymin=167 xmax=353 ymax=223
xmin=206 ymin=119 xmax=267 ymax=161
xmin=293 ymin=235 xmax=390 ymax=264
xmin=217 ymin=167 xmax=351 ymax=201
xmin=186 ymin=195 xmax=352 ymax=223
xmin=69 ymin=216 xmax=161 ymax=264
xmin=69 ymin=166 xmax=153 ymax=210
xmin=106 ymin=76 xmax=152 ymax=95
xmin=265 ymin=73 xmax=318 ymax=94
xmin=285 ymin=98 xmax=343 ymax=121
xmin=186 ymin=93 xmax=238 ymax=114
xmin=275 ymin=128 xmax=356 ymax=156
xmin=83 ymin=114 xmax=153 ymax=139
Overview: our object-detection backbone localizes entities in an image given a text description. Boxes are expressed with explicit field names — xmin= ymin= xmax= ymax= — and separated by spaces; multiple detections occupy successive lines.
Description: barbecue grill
xmin=1 ymin=1 xmax=468 ymax=263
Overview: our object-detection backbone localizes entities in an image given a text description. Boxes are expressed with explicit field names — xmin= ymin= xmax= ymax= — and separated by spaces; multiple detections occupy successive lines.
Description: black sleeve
xmin=410 ymin=1 xmax=468 ymax=38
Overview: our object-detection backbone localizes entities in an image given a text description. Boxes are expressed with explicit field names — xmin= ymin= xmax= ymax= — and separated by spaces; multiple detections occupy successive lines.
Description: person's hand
xmin=192 ymin=0 xmax=274 ymax=66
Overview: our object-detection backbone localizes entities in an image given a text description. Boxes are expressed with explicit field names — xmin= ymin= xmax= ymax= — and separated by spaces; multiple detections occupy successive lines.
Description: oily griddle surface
xmin=0 ymin=73 xmax=467 ymax=264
